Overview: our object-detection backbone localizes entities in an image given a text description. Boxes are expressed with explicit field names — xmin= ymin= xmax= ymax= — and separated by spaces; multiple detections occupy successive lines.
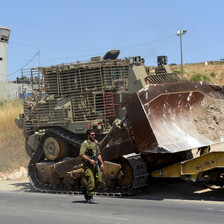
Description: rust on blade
xmin=123 ymin=81 xmax=224 ymax=153
xmin=101 ymin=139 xmax=137 ymax=161
xmin=123 ymin=93 xmax=158 ymax=153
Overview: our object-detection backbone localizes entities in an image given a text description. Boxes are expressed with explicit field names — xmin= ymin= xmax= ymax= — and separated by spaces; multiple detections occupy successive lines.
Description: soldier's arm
xmin=98 ymin=154 xmax=104 ymax=171
xmin=81 ymin=154 xmax=96 ymax=166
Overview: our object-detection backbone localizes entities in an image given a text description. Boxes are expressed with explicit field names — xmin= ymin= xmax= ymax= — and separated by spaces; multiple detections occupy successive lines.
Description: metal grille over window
xmin=21 ymin=59 xmax=130 ymax=131
xmin=103 ymin=92 xmax=115 ymax=118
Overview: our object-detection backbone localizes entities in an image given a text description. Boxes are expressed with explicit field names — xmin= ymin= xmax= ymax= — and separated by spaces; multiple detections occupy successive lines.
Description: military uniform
xmin=198 ymin=145 xmax=210 ymax=156
xmin=80 ymin=139 xmax=102 ymax=198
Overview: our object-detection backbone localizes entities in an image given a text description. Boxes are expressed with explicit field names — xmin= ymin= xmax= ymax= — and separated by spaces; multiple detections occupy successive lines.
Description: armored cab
xmin=20 ymin=50 xmax=145 ymax=138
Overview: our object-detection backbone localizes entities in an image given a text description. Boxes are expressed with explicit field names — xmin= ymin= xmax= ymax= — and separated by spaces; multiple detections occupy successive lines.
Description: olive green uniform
xmin=80 ymin=139 xmax=102 ymax=197
xmin=198 ymin=145 xmax=210 ymax=156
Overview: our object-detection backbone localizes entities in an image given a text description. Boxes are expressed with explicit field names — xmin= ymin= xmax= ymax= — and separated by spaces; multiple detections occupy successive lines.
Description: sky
xmin=1 ymin=0 xmax=224 ymax=81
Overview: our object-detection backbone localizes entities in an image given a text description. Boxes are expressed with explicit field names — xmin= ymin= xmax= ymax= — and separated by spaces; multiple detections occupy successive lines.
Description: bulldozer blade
xmin=123 ymin=81 xmax=224 ymax=153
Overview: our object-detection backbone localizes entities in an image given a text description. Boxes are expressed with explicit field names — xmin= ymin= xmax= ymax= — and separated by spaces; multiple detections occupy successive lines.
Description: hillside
xmin=170 ymin=61 xmax=224 ymax=85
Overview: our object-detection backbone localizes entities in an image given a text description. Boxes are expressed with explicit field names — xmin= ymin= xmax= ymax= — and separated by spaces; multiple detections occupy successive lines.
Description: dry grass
xmin=0 ymin=99 xmax=29 ymax=172
xmin=170 ymin=62 xmax=224 ymax=85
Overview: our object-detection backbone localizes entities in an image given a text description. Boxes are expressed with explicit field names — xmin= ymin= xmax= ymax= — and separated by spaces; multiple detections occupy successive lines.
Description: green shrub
xmin=210 ymin=72 xmax=216 ymax=78
xmin=189 ymin=74 xmax=202 ymax=81
xmin=173 ymin=70 xmax=182 ymax=74
xmin=189 ymin=74 xmax=211 ymax=82
xmin=202 ymin=75 xmax=211 ymax=81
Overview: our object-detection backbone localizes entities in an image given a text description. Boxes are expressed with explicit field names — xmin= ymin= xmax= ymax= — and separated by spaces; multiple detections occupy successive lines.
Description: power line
xmin=6 ymin=33 xmax=181 ymax=77
xmin=191 ymin=34 xmax=224 ymax=43
xmin=10 ymin=41 xmax=38 ymax=48
xmin=42 ymin=35 xmax=177 ymax=60
xmin=120 ymin=34 xmax=176 ymax=50
xmin=42 ymin=52 xmax=107 ymax=61
xmin=8 ymin=52 xmax=39 ymax=77
xmin=10 ymin=34 xmax=176 ymax=53
xmin=10 ymin=41 xmax=107 ymax=51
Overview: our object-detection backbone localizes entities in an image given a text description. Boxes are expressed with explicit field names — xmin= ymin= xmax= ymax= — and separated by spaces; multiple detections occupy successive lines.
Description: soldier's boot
xmin=87 ymin=196 xmax=97 ymax=204
xmin=82 ymin=189 xmax=88 ymax=201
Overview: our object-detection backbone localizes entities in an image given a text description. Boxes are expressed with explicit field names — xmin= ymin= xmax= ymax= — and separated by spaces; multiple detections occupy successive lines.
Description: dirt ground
xmin=0 ymin=177 xmax=31 ymax=192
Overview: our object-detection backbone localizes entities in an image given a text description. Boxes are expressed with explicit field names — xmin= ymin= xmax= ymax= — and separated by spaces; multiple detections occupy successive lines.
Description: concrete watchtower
xmin=0 ymin=26 xmax=11 ymax=83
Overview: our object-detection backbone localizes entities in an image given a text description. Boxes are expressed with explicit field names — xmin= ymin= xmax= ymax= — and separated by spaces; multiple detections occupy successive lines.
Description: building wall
xmin=0 ymin=26 xmax=10 ymax=83
xmin=0 ymin=42 xmax=8 ymax=83
xmin=0 ymin=83 xmax=22 ymax=99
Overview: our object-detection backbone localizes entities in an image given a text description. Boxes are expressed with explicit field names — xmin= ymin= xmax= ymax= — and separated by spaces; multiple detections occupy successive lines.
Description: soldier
xmin=197 ymin=145 xmax=211 ymax=156
xmin=80 ymin=129 xmax=104 ymax=203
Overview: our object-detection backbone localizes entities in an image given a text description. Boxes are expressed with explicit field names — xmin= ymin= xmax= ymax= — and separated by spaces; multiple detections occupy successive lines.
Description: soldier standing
xmin=80 ymin=129 xmax=104 ymax=203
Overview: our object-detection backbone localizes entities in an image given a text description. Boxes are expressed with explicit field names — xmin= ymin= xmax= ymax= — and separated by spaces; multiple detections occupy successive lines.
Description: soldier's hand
xmin=100 ymin=163 xmax=104 ymax=171
xmin=90 ymin=159 xmax=96 ymax=167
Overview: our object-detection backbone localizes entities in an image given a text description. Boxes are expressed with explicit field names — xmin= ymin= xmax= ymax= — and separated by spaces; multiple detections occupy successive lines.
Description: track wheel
xmin=43 ymin=137 xmax=66 ymax=161
xmin=117 ymin=158 xmax=133 ymax=187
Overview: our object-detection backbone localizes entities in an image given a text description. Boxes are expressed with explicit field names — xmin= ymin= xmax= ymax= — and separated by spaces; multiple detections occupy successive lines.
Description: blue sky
xmin=1 ymin=0 xmax=224 ymax=81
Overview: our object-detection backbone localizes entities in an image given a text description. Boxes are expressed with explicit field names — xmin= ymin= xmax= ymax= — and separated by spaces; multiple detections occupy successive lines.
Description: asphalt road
xmin=0 ymin=189 xmax=224 ymax=224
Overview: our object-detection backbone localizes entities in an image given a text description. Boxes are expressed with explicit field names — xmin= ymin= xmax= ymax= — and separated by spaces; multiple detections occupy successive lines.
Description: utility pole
xmin=38 ymin=44 xmax=41 ymax=90
xmin=39 ymin=44 xmax=41 ymax=67
xmin=177 ymin=30 xmax=187 ymax=76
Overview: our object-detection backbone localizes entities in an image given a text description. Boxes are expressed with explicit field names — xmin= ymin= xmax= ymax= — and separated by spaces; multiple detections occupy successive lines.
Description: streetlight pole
xmin=177 ymin=30 xmax=187 ymax=77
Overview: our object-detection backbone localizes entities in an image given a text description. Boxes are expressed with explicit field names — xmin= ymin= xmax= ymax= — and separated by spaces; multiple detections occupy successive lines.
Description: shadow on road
xmin=10 ymin=178 xmax=224 ymax=203
xmin=72 ymin=200 xmax=87 ymax=204
xmin=128 ymin=179 xmax=224 ymax=202
xmin=11 ymin=181 xmax=36 ymax=193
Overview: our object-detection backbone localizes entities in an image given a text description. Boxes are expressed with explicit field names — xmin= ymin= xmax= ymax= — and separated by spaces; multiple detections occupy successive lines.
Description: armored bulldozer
xmin=15 ymin=50 xmax=224 ymax=195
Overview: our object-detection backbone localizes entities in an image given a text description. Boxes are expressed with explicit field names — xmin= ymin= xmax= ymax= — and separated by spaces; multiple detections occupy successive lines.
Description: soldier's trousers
xmin=84 ymin=165 xmax=102 ymax=197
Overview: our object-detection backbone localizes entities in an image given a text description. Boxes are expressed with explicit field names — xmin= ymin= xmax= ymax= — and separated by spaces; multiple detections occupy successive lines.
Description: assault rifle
xmin=87 ymin=148 xmax=99 ymax=173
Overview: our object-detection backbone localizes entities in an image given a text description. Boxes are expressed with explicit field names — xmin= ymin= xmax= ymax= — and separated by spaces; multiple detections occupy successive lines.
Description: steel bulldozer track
xmin=28 ymin=128 xmax=149 ymax=196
